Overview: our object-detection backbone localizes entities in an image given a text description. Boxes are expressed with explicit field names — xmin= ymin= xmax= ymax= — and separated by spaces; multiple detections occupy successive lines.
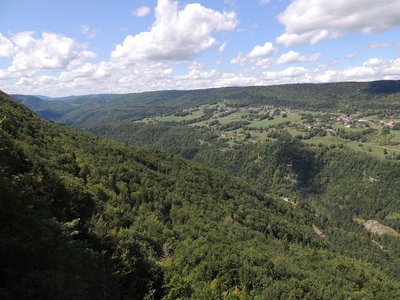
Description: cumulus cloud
xmin=317 ymin=58 xmax=400 ymax=82
xmin=6 ymin=31 xmax=93 ymax=72
xmin=132 ymin=6 xmax=151 ymax=17
xmin=277 ymin=0 xmax=400 ymax=46
xmin=248 ymin=42 xmax=276 ymax=58
xmin=231 ymin=46 xmax=319 ymax=69
xmin=112 ymin=0 xmax=237 ymax=62
xmin=0 ymin=33 xmax=15 ymax=58
xmin=257 ymin=57 xmax=400 ymax=85
xmin=363 ymin=58 xmax=385 ymax=67
xmin=3 ymin=54 xmax=400 ymax=97
xmin=229 ymin=55 xmax=246 ymax=65
xmin=231 ymin=42 xmax=276 ymax=65
xmin=255 ymin=58 xmax=273 ymax=68
xmin=276 ymin=50 xmax=320 ymax=65
xmin=264 ymin=66 xmax=308 ymax=80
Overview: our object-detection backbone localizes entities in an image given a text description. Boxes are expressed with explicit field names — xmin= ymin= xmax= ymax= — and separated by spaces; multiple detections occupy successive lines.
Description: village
xmin=144 ymin=102 xmax=400 ymax=160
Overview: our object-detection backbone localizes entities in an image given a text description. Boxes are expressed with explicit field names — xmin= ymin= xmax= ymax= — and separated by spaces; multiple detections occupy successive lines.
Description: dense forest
xmin=3 ymin=89 xmax=400 ymax=299
xmin=90 ymin=120 xmax=400 ymax=271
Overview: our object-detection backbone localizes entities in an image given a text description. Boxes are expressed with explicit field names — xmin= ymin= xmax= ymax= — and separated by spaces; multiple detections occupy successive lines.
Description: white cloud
xmin=188 ymin=61 xmax=204 ymax=70
xmin=231 ymin=42 xmax=276 ymax=65
xmin=218 ymin=41 xmax=227 ymax=54
xmin=7 ymin=32 xmax=91 ymax=72
xmin=343 ymin=66 xmax=376 ymax=78
xmin=314 ymin=70 xmax=339 ymax=83
xmin=217 ymin=73 xmax=260 ymax=86
xmin=3 ymin=54 xmax=400 ymax=97
xmin=264 ymin=66 xmax=308 ymax=79
xmin=277 ymin=0 xmax=400 ymax=46
xmin=0 ymin=33 xmax=15 ymax=58
xmin=369 ymin=42 xmax=392 ymax=49
xmin=230 ymin=54 xmax=247 ymax=65
xmin=255 ymin=58 xmax=273 ymax=68
xmin=1 ymin=29 xmax=399 ymax=97
xmin=79 ymin=50 xmax=97 ymax=59
xmin=276 ymin=50 xmax=320 ymax=65
xmin=132 ymin=6 xmax=151 ymax=17
xmin=112 ymin=0 xmax=237 ymax=62
xmin=277 ymin=29 xmax=338 ymax=47
xmin=363 ymin=58 xmax=385 ymax=67
xmin=257 ymin=57 xmax=400 ymax=85
xmin=248 ymin=42 xmax=276 ymax=58
xmin=231 ymin=47 xmax=318 ymax=68
xmin=317 ymin=58 xmax=400 ymax=82
xmin=261 ymin=66 xmax=311 ymax=85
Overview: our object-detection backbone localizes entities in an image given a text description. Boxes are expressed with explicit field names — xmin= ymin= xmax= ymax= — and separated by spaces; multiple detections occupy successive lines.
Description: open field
xmin=154 ymin=109 xmax=204 ymax=122
xmin=142 ymin=103 xmax=400 ymax=160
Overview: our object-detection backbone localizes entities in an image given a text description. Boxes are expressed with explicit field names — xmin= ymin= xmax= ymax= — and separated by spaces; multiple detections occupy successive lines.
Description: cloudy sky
xmin=0 ymin=0 xmax=399 ymax=96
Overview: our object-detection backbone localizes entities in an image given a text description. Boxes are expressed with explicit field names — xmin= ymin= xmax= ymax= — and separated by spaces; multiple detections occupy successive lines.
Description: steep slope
xmin=12 ymin=94 xmax=74 ymax=120
xmin=2 ymin=91 xmax=400 ymax=299
xmin=90 ymin=120 xmax=400 ymax=281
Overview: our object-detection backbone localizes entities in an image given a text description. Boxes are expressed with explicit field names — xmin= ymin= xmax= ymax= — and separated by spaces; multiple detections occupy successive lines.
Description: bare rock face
xmin=364 ymin=220 xmax=385 ymax=235
xmin=364 ymin=220 xmax=400 ymax=237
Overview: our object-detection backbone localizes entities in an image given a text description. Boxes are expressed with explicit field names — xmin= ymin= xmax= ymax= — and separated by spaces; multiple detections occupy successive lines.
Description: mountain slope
xmin=11 ymin=94 xmax=74 ymax=120
xmin=1 ymin=91 xmax=400 ymax=299
xmin=90 ymin=117 xmax=400 ymax=280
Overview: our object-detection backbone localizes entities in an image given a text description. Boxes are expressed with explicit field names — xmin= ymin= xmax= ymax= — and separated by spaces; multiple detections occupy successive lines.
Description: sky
xmin=0 ymin=0 xmax=399 ymax=96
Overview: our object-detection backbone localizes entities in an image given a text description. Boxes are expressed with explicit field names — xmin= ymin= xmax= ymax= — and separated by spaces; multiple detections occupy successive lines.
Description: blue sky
xmin=0 ymin=0 xmax=399 ymax=96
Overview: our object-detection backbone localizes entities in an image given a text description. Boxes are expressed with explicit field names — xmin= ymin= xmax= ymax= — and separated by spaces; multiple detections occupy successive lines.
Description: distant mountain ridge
xmin=12 ymin=80 xmax=400 ymax=128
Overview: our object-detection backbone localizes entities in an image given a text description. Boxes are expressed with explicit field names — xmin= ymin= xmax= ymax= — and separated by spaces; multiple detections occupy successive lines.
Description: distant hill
xmin=13 ymin=80 xmax=400 ymax=128
xmin=3 ymin=90 xmax=400 ymax=298
xmin=11 ymin=94 xmax=75 ymax=121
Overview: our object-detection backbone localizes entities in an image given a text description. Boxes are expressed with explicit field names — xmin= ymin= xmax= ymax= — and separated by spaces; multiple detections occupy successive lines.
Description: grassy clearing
xmin=353 ymin=218 xmax=365 ymax=225
xmin=345 ymin=141 xmax=387 ymax=158
xmin=303 ymin=135 xmax=341 ymax=146
xmin=154 ymin=109 xmax=203 ymax=122
xmin=391 ymin=130 xmax=400 ymax=143
xmin=332 ymin=125 xmax=365 ymax=132
xmin=286 ymin=128 xmax=303 ymax=137
xmin=151 ymin=104 xmax=400 ymax=160
xmin=249 ymin=130 xmax=270 ymax=142
xmin=385 ymin=212 xmax=400 ymax=222
xmin=216 ymin=113 xmax=247 ymax=124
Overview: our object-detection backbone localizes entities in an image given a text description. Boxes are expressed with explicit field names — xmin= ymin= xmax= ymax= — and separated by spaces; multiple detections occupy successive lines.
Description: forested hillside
xmin=91 ymin=119 xmax=400 ymax=280
xmin=2 ymin=90 xmax=400 ymax=299
xmin=13 ymin=80 xmax=400 ymax=128
xmin=10 ymin=94 xmax=75 ymax=121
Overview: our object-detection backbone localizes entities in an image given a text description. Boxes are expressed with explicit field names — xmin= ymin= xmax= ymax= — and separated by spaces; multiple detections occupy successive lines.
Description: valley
xmin=4 ymin=81 xmax=400 ymax=299
xmin=3 ymin=0 xmax=400 ymax=298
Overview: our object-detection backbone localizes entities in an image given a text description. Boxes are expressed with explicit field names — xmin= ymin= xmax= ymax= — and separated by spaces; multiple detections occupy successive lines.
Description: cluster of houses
xmin=336 ymin=114 xmax=353 ymax=123
xmin=334 ymin=114 xmax=397 ymax=128
xmin=216 ymin=104 xmax=288 ymax=117
xmin=380 ymin=119 xmax=396 ymax=127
